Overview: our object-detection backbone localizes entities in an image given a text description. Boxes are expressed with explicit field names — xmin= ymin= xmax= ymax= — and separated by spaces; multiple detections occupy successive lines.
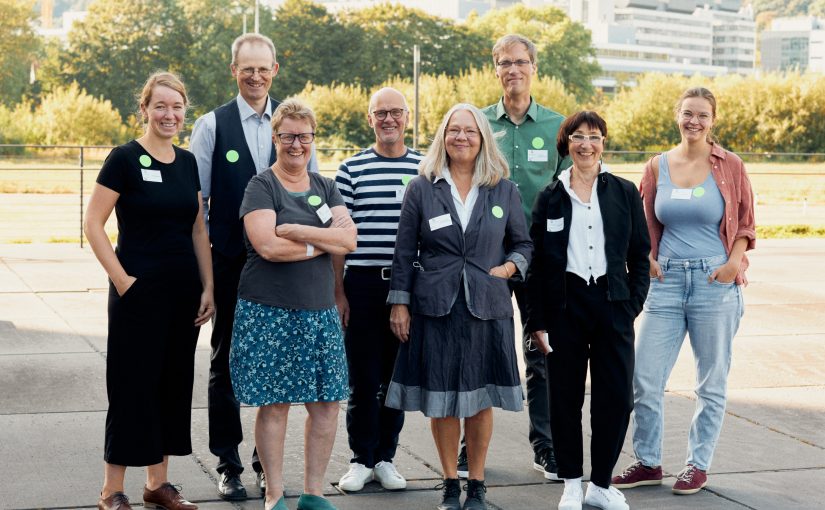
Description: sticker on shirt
xmin=693 ymin=186 xmax=706 ymax=198
xmin=528 ymin=149 xmax=548 ymax=162
xmin=428 ymin=213 xmax=452 ymax=231
xmin=532 ymin=137 xmax=545 ymax=149
xmin=308 ymin=195 xmax=323 ymax=206
xmin=226 ymin=150 xmax=240 ymax=163
xmin=546 ymin=217 xmax=564 ymax=232
xmin=670 ymin=188 xmax=692 ymax=200
xmin=315 ymin=204 xmax=332 ymax=224
xmin=141 ymin=169 xmax=162 ymax=183
xmin=491 ymin=205 xmax=504 ymax=219
xmin=139 ymin=155 xmax=152 ymax=167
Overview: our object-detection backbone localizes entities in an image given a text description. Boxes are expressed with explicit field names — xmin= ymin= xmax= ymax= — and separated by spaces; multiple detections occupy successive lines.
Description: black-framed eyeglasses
xmin=371 ymin=108 xmax=407 ymax=120
xmin=276 ymin=132 xmax=315 ymax=144
xmin=569 ymin=134 xmax=604 ymax=144
xmin=496 ymin=59 xmax=532 ymax=69
xmin=237 ymin=66 xmax=273 ymax=77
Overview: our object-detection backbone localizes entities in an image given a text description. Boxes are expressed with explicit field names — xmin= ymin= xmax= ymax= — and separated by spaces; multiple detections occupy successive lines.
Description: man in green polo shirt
xmin=470 ymin=33 xmax=567 ymax=482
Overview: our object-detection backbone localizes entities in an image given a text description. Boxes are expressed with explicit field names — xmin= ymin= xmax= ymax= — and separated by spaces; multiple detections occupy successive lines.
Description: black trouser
xmin=546 ymin=273 xmax=635 ymax=488
xmin=513 ymin=281 xmax=554 ymax=456
xmin=208 ymin=248 xmax=260 ymax=475
xmin=105 ymin=275 xmax=201 ymax=466
xmin=343 ymin=266 xmax=405 ymax=468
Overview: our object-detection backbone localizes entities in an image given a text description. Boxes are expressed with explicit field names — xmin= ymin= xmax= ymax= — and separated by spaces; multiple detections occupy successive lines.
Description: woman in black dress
xmin=85 ymin=72 xmax=214 ymax=510
xmin=387 ymin=103 xmax=532 ymax=510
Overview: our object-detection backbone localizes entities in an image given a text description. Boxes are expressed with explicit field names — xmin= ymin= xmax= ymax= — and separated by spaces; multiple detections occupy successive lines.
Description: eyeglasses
xmin=276 ymin=132 xmax=315 ymax=144
xmin=569 ymin=134 xmax=604 ymax=144
xmin=237 ymin=66 xmax=273 ymax=77
xmin=446 ymin=127 xmax=479 ymax=138
xmin=679 ymin=110 xmax=712 ymax=122
xmin=496 ymin=59 xmax=532 ymax=69
xmin=371 ymin=108 xmax=407 ymax=120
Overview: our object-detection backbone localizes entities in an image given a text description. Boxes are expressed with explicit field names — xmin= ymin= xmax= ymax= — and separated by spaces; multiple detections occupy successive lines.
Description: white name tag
xmin=141 ymin=169 xmax=162 ymax=182
xmin=671 ymin=188 xmax=692 ymax=200
xmin=428 ymin=213 xmax=452 ymax=231
xmin=528 ymin=149 xmax=548 ymax=162
xmin=395 ymin=187 xmax=406 ymax=202
xmin=316 ymin=203 xmax=332 ymax=223
xmin=547 ymin=217 xmax=564 ymax=232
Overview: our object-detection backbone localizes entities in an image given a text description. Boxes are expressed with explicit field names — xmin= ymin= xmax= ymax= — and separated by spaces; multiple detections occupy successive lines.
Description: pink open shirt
xmin=639 ymin=142 xmax=756 ymax=285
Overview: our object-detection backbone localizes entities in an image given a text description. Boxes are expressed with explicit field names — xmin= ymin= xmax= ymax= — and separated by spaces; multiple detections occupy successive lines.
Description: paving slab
xmin=709 ymin=468 xmax=825 ymax=510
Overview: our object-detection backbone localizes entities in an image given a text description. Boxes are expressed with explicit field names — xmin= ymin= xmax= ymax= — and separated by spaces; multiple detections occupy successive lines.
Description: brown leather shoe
xmin=98 ymin=492 xmax=132 ymax=510
xmin=143 ymin=483 xmax=197 ymax=510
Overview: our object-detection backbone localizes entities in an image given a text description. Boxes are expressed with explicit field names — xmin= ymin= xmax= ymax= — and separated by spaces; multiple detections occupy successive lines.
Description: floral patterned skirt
xmin=230 ymin=298 xmax=348 ymax=406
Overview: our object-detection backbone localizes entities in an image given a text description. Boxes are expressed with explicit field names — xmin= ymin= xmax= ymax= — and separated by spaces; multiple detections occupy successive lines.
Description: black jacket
xmin=388 ymin=174 xmax=532 ymax=320
xmin=525 ymin=171 xmax=650 ymax=333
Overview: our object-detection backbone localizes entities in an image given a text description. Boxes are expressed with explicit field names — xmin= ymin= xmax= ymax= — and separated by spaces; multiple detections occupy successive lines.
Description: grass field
xmin=1 ymin=155 xmax=824 ymax=243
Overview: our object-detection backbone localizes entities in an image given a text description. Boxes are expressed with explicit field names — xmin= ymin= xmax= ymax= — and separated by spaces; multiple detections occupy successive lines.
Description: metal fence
xmin=1 ymin=144 xmax=824 ymax=246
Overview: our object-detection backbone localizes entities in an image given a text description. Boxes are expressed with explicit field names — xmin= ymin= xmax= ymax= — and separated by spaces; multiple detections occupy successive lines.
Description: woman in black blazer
xmin=525 ymin=111 xmax=650 ymax=510
xmin=387 ymin=103 xmax=532 ymax=510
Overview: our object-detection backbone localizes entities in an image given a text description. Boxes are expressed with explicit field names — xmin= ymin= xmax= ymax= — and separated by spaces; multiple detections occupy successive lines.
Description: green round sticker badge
xmin=139 ymin=155 xmax=152 ymax=167
xmin=401 ymin=175 xmax=412 ymax=186
xmin=226 ymin=150 xmax=239 ymax=163
xmin=531 ymin=137 xmax=544 ymax=149
xmin=693 ymin=186 xmax=706 ymax=198
xmin=492 ymin=205 xmax=504 ymax=218
xmin=307 ymin=195 xmax=322 ymax=207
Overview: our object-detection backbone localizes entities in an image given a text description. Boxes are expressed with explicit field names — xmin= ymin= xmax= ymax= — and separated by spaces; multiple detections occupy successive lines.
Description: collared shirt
xmin=559 ymin=165 xmax=609 ymax=283
xmin=482 ymin=97 xmax=567 ymax=224
xmin=639 ymin=142 xmax=756 ymax=285
xmin=190 ymin=95 xmax=319 ymax=228
xmin=335 ymin=147 xmax=423 ymax=266
xmin=440 ymin=167 xmax=479 ymax=232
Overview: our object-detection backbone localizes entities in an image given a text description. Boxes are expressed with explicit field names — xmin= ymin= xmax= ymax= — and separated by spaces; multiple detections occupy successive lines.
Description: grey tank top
xmin=654 ymin=152 xmax=726 ymax=259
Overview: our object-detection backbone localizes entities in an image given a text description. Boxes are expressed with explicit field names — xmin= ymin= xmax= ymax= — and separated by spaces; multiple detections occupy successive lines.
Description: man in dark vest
xmin=190 ymin=32 xmax=318 ymax=501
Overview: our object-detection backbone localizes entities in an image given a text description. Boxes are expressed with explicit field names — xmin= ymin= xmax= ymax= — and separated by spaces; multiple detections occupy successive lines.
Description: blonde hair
xmin=231 ymin=33 xmax=277 ymax=66
xmin=492 ymin=34 xmax=537 ymax=65
xmin=271 ymin=98 xmax=317 ymax=133
xmin=419 ymin=103 xmax=509 ymax=187
xmin=675 ymin=87 xmax=717 ymax=143
xmin=137 ymin=71 xmax=188 ymax=123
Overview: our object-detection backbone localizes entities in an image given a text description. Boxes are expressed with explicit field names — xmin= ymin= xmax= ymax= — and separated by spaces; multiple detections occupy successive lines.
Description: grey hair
xmin=419 ymin=103 xmax=509 ymax=187
xmin=231 ymin=33 xmax=277 ymax=66
xmin=492 ymin=34 xmax=538 ymax=64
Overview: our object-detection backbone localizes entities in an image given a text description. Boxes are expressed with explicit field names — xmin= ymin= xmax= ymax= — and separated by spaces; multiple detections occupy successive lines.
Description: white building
xmin=566 ymin=0 xmax=755 ymax=90
xmin=313 ymin=0 xmax=519 ymax=20
xmin=761 ymin=17 xmax=825 ymax=73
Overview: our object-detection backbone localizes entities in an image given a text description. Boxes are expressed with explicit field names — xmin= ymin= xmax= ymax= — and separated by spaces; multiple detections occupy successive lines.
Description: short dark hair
xmin=556 ymin=111 xmax=608 ymax=159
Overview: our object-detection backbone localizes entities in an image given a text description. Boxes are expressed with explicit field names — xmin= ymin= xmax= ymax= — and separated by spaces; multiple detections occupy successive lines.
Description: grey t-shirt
xmin=238 ymin=170 xmax=345 ymax=310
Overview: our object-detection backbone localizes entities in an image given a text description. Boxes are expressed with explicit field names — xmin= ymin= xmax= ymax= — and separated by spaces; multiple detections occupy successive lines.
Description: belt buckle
xmin=380 ymin=267 xmax=391 ymax=280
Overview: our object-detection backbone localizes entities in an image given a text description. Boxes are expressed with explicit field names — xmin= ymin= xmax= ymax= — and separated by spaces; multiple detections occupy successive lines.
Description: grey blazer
xmin=388 ymin=174 xmax=532 ymax=320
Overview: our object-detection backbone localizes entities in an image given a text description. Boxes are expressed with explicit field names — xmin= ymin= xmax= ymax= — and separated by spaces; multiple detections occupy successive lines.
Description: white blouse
xmin=559 ymin=164 xmax=609 ymax=283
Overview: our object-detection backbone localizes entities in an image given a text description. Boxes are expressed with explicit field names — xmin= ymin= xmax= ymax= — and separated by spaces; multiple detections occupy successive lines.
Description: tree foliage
xmin=0 ymin=0 xmax=40 ymax=105
xmin=299 ymin=82 xmax=372 ymax=149
xmin=469 ymin=4 xmax=600 ymax=100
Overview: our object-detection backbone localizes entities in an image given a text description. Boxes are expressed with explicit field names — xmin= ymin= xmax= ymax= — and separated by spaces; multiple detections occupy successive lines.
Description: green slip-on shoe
xmin=296 ymin=493 xmax=337 ymax=510
xmin=265 ymin=496 xmax=288 ymax=510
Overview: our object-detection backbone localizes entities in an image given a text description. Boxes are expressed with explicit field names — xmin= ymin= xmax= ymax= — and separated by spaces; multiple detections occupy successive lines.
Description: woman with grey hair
xmin=387 ymin=103 xmax=532 ymax=510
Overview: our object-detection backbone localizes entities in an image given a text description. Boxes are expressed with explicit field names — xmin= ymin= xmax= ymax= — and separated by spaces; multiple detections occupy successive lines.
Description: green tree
xmin=299 ymin=82 xmax=371 ymax=149
xmin=0 ymin=0 xmax=40 ymax=106
xmin=33 ymin=82 xmax=127 ymax=145
xmin=267 ymin=0 xmax=366 ymax=99
xmin=454 ymin=66 xmax=578 ymax=115
xmin=61 ymin=0 xmax=191 ymax=119
xmin=341 ymin=3 xmax=489 ymax=87
xmin=469 ymin=4 xmax=600 ymax=100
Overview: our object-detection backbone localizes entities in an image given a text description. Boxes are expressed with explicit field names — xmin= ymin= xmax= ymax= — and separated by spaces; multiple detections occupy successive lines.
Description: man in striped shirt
xmin=334 ymin=87 xmax=423 ymax=493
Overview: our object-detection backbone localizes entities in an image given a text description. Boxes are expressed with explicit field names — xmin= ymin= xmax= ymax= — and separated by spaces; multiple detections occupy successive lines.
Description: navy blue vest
xmin=209 ymin=97 xmax=279 ymax=258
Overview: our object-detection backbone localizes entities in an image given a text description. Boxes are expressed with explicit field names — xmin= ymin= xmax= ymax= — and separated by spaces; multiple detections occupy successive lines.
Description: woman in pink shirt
xmin=612 ymin=87 xmax=756 ymax=496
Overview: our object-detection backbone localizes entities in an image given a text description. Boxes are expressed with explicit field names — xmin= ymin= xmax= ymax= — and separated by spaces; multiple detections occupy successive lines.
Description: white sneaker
xmin=373 ymin=461 xmax=407 ymax=490
xmin=338 ymin=462 xmax=374 ymax=492
xmin=584 ymin=482 xmax=630 ymax=510
xmin=558 ymin=479 xmax=583 ymax=510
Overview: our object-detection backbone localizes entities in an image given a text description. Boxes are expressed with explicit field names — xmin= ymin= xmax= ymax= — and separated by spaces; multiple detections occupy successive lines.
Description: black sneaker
xmin=436 ymin=478 xmax=461 ymax=510
xmin=533 ymin=449 xmax=560 ymax=481
xmin=456 ymin=445 xmax=469 ymax=479
xmin=462 ymin=479 xmax=487 ymax=509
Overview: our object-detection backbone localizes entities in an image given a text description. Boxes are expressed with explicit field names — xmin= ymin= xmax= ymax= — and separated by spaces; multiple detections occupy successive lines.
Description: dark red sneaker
xmin=611 ymin=461 xmax=663 ymax=489
xmin=672 ymin=464 xmax=708 ymax=495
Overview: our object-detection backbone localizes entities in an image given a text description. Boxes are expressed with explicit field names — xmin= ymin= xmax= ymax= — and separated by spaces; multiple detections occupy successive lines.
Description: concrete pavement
xmin=0 ymin=239 xmax=823 ymax=509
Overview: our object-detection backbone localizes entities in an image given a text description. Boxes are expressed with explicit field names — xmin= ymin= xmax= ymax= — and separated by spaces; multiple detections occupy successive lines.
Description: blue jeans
xmin=631 ymin=254 xmax=744 ymax=471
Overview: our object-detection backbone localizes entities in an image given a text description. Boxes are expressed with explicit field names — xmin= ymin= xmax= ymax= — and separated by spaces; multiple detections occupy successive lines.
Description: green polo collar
xmin=494 ymin=96 xmax=539 ymax=123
